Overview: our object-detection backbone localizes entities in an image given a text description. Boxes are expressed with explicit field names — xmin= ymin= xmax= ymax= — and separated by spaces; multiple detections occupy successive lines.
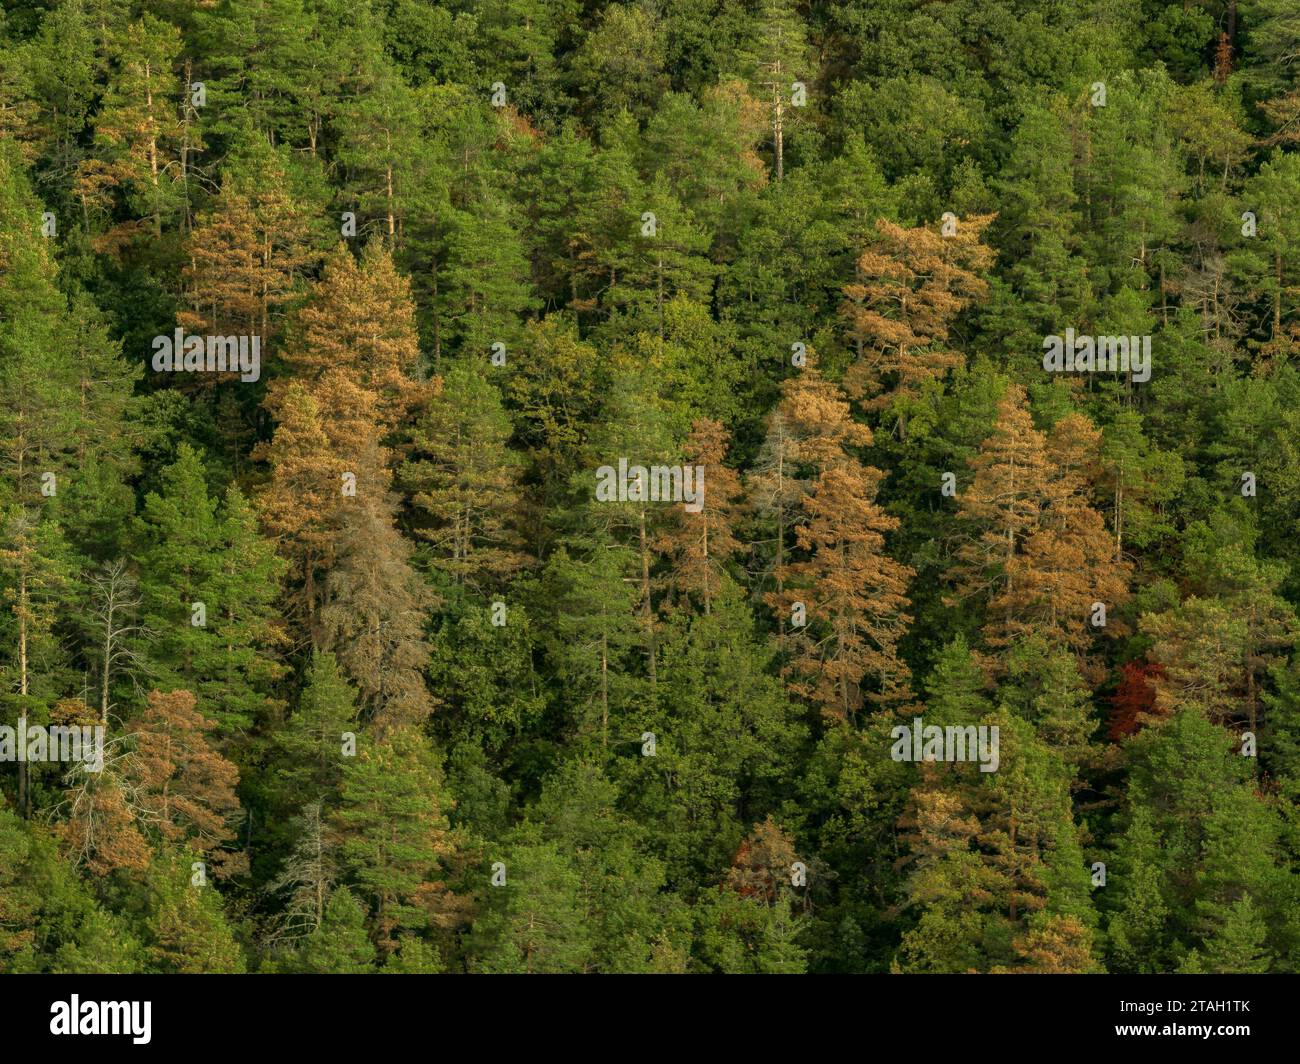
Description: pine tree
xmin=567 ymin=114 xmax=646 ymax=322
xmin=267 ymin=801 xmax=337 ymax=947
xmin=51 ymin=908 xmax=143 ymax=974
xmin=504 ymin=318 xmax=604 ymax=518
xmin=619 ymin=584 xmax=803 ymax=886
xmin=195 ymin=0 xmax=333 ymax=151
xmin=54 ymin=289 xmax=142 ymax=562
xmin=138 ymin=850 xmax=246 ymax=973
xmin=0 ymin=142 xmax=82 ymax=511
xmin=576 ymin=363 xmax=683 ymax=692
xmin=1002 ymin=636 xmax=1098 ymax=775
xmin=382 ymin=934 xmax=443 ymax=973
xmin=433 ymin=193 xmax=536 ymax=360
xmin=177 ymin=137 xmax=315 ymax=352
xmin=334 ymin=52 xmax=423 ymax=243
xmin=267 ymin=240 xmax=427 ymax=457
xmin=332 ymin=726 xmax=459 ymax=953
xmin=1185 ymin=895 xmax=1271 ymax=974
xmin=401 ymin=361 xmax=528 ymax=592
xmin=255 ymin=382 xmax=348 ymax=641
xmin=470 ymin=833 xmax=593 ymax=974
xmin=750 ymin=356 xmax=872 ymax=647
xmin=537 ymin=542 xmax=641 ymax=748
xmin=527 ymin=761 xmax=687 ymax=972
xmin=999 ymin=914 xmax=1100 ymax=974
xmin=757 ymin=359 xmax=914 ymax=718
xmin=130 ymin=689 xmax=243 ymax=872
xmin=981 ymin=103 xmax=1093 ymax=357
xmin=734 ymin=0 xmax=813 ymax=182
xmin=75 ymin=14 xmax=187 ymax=240
xmin=695 ymin=819 xmax=810 ymax=974
xmin=209 ymin=485 xmax=287 ymax=730
xmin=607 ymin=173 xmax=716 ymax=337
xmin=0 ymin=808 xmax=141 ymax=973
xmin=271 ymin=651 xmax=358 ymax=810
xmin=133 ymin=442 xmax=219 ymax=689
xmin=0 ymin=508 xmax=75 ymax=705
xmin=1241 ymin=153 xmax=1300 ymax=356
xmin=134 ymin=445 xmax=285 ymax=737
xmin=81 ymin=560 xmax=145 ymax=724
xmin=427 ymin=597 xmax=546 ymax=755
xmin=656 ymin=419 xmax=743 ymax=615
xmin=55 ymin=745 xmax=153 ymax=878
xmin=1141 ymin=527 xmax=1298 ymax=733
xmin=1098 ymin=409 xmax=1183 ymax=561
xmin=777 ymin=459 xmax=915 ymax=721
xmin=894 ymin=712 xmax=1096 ymax=973
xmin=949 ymin=386 xmax=1130 ymax=664
xmin=293 ymin=886 xmax=377 ymax=973
xmin=841 ymin=215 xmax=994 ymax=434
xmin=1107 ymin=709 xmax=1288 ymax=973
xmin=319 ymin=441 xmax=437 ymax=732
xmin=1243 ymin=0 xmax=1300 ymax=147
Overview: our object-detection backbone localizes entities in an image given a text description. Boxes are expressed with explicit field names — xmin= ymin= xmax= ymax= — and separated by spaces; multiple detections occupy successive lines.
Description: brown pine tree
xmin=54 ymin=701 xmax=152 ymax=877
xmin=257 ymin=242 xmax=433 ymax=668
xmin=948 ymin=386 xmax=1051 ymax=638
xmin=755 ymin=359 xmax=914 ymax=719
xmin=319 ymin=440 xmax=438 ymax=733
xmin=728 ymin=816 xmax=802 ymax=904
xmin=255 ymin=383 xmax=348 ymax=643
xmin=949 ymin=387 xmax=1130 ymax=666
xmin=997 ymin=916 xmax=1099 ymax=974
xmin=775 ymin=460 xmax=915 ymax=721
xmin=1032 ymin=412 xmax=1133 ymax=655
xmin=178 ymin=158 xmax=315 ymax=352
xmin=749 ymin=355 xmax=873 ymax=644
xmin=130 ymin=689 xmax=244 ymax=875
xmin=58 ymin=774 xmax=153 ymax=877
xmin=656 ymin=418 xmax=743 ymax=614
xmin=269 ymin=240 xmax=427 ymax=439
xmin=841 ymin=215 xmax=994 ymax=434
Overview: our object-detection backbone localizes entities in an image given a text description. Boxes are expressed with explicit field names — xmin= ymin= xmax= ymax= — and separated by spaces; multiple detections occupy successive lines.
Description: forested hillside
xmin=1 ymin=0 xmax=1299 ymax=975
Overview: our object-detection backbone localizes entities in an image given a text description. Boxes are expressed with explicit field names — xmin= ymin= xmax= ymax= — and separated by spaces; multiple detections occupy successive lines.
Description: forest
xmin=0 ymin=0 xmax=1299 ymax=976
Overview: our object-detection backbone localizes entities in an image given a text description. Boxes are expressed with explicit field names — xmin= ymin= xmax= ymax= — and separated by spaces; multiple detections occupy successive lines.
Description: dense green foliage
xmin=1 ymin=0 xmax=1299 ymax=974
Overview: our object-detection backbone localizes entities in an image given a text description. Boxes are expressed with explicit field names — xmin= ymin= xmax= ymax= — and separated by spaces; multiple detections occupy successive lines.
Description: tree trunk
xmin=18 ymin=569 xmax=29 ymax=818
xmin=774 ymin=89 xmax=784 ymax=181
xmin=639 ymin=507 xmax=656 ymax=690
xmin=599 ymin=628 xmax=609 ymax=748
xmin=1275 ymin=250 xmax=1283 ymax=342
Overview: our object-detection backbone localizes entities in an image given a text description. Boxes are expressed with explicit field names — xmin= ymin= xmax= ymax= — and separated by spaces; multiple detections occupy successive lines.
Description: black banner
xmin=3 ymin=974 xmax=1293 ymax=1052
